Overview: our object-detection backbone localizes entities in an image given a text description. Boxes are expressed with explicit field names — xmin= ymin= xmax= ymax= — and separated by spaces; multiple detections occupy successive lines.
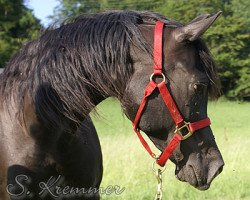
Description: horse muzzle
xmin=175 ymin=147 xmax=224 ymax=190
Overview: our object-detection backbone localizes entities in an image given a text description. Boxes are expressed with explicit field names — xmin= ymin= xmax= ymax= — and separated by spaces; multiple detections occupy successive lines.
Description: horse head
xmin=122 ymin=12 xmax=224 ymax=190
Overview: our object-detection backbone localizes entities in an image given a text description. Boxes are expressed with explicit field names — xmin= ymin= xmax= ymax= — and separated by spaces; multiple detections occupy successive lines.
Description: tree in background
xmin=159 ymin=0 xmax=250 ymax=99
xmin=228 ymin=0 xmax=250 ymax=99
xmin=51 ymin=0 xmax=163 ymax=23
xmin=0 ymin=0 xmax=41 ymax=67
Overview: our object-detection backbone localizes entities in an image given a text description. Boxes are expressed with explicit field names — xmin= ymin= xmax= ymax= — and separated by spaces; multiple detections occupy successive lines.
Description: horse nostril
xmin=175 ymin=153 xmax=184 ymax=162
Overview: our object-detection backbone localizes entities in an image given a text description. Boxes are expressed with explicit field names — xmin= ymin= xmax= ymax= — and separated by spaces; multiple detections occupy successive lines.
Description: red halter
xmin=133 ymin=21 xmax=211 ymax=167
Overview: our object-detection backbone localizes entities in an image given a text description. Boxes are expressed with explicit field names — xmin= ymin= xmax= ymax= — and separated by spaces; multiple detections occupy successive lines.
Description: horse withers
xmin=0 ymin=11 xmax=224 ymax=199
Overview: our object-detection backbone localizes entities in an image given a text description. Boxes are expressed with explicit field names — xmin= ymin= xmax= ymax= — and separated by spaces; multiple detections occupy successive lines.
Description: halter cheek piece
xmin=133 ymin=21 xmax=211 ymax=167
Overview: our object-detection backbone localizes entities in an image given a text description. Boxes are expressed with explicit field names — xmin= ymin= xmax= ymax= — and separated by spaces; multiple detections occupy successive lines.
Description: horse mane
xmin=195 ymin=40 xmax=221 ymax=99
xmin=0 ymin=10 xmax=219 ymax=127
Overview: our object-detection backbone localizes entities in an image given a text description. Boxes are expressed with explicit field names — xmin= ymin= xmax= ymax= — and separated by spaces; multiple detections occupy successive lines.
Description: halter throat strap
xmin=133 ymin=21 xmax=211 ymax=167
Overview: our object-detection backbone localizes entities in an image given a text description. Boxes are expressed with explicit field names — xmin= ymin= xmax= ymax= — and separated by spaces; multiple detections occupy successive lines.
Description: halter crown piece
xmin=132 ymin=21 xmax=211 ymax=167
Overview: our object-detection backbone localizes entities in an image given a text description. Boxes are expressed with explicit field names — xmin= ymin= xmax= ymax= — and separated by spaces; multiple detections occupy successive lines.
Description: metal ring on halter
xmin=150 ymin=73 xmax=166 ymax=83
xmin=152 ymin=160 xmax=166 ymax=173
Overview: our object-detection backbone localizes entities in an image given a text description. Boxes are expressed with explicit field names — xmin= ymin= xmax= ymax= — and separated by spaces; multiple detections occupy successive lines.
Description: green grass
xmin=91 ymin=99 xmax=250 ymax=200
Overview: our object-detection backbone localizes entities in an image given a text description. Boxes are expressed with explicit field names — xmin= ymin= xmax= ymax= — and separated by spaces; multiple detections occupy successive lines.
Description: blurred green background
xmin=91 ymin=98 xmax=250 ymax=200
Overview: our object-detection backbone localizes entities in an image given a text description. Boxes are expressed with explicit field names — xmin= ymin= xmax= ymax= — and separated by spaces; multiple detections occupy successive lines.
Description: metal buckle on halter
xmin=174 ymin=121 xmax=193 ymax=140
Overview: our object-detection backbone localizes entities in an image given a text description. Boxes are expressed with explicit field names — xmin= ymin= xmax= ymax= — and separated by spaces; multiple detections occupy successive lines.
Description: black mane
xmin=0 ymin=11 xmax=219 ymax=126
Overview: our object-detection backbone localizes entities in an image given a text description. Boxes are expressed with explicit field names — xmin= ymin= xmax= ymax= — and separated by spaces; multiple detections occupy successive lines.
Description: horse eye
xmin=194 ymin=83 xmax=207 ymax=94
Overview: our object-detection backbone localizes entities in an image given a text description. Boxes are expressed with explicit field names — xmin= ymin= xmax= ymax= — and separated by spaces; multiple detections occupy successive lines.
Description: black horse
xmin=0 ymin=11 xmax=224 ymax=199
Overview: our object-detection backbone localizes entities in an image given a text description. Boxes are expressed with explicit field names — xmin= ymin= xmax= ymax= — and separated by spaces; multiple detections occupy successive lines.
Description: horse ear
xmin=173 ymin=11 xmax=222 ymax=42
xmin=187 ymin=13 xmax=211 ymax=24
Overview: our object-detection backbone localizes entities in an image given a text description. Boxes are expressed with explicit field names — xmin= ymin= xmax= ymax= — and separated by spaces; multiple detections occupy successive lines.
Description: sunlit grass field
xmin=91 ymin=98 xmax=250 ymax=200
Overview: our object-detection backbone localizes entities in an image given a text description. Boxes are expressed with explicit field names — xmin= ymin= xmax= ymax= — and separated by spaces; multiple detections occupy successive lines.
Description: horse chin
xmin=174 ymin=152 xmax=224 ymax=190
xmin=175 ymin=165 xmax=211 ymax=190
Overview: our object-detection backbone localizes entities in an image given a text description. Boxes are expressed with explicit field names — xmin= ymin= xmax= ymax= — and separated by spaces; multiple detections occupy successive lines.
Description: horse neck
xmin=33 ymin=60 xmax=133 ymax=129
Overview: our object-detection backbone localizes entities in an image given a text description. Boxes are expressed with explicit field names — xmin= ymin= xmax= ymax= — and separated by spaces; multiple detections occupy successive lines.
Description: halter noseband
xmin=133 ymin=21 xmax=211 ymax=167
